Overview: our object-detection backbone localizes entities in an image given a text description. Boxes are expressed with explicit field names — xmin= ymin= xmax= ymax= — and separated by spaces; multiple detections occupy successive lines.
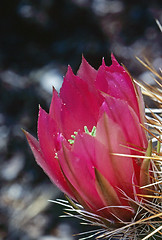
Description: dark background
xmin=0 ymin=0 xmax=161 ymax=239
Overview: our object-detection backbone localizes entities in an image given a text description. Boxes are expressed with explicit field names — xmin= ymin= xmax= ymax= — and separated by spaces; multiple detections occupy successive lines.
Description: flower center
xmin=68 ymin=131 xmax=78 ymax=145
xmin=68 ymin=126 xmax=96 ymax=145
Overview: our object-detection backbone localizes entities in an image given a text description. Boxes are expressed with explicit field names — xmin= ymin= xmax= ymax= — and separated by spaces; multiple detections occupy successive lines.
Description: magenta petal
xmin=38 ymin=107 xmax=75 ymax=198
xmin=58 ymin=134 xmax=107 ymax=212
xmin=73 ymin=132 xmax=134 ymax=211
xmin=72 ymin=132 xmax=96 ymax=165
xmin=95 ymin=65 xmax=108 ymax=93
xmin=49 ymin=88 xmax=62 ymax=129
xmin=95 ymin=113 xmax=138 ymax=198
xmin=96 ymin=56 xmax=140 ymax=119
xmin=77 ymin=55 xmax=97 ymax=89
xmin=24 ymin=130 xmax=49 ymax=172
xmin=38 ymin=107 xmax=58 ymax=151
xmin=111 ymin=53 xmax=120 ymax=67
xmin=100 ymin=96 xmax=148 ymax=183
xmin=25 ymin=130 xmax=75 ymax=198
xmin=59 ymin=66 xmax=100 ymax=139
xmin=72 ymin=133 xmax=124 ymax=212
xmin=101 ymin=96 xmax=148 ymax=150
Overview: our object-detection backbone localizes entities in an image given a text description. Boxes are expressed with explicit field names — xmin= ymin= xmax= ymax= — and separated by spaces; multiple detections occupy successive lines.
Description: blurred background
xmin=0 ymin=0 xmax=161 ymax=239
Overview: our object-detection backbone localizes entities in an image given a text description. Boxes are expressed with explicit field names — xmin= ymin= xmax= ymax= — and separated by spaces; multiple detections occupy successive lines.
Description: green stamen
xmin=68 ymin=126 xmax=96 ymax=145
xmin=68 ymin=131 xmax=78 ymax=144
xmin=84 ymin=126 xmax=90 ymax=134
xmin=84 ymin=126 xmax=96 ymax=136
xmin=91 ymin=126 xmax=96 ymax=136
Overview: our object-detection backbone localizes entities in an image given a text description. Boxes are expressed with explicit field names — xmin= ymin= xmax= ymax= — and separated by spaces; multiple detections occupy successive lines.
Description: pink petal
xmin=95 ymin=168 xmax=134 ymax=221
xmin=101 ymin=96 xmax=148 ymax=150
xmin=24 ymin=130 xmax=50 ymax=172
xmin=38 ymin=107 xmax=75 ymax=198
xmin=59 ymin=66 xmax=100 ymax=139
xmin=100 ymin=96 xmax=148 ymax=182
xmin=95 ymin=65 xmax=108 ymax=93
xmin=77 ymin=55 xmax=97 ymax=89
xmin=38 ymin=107 xmax=59 ymax=151
xmin=58 ymin=134 xmax=111 ymax=215
xmin=25 ymin=130 xmax=75 ymax=198
xmin=72 ymin=133 xmax=133 ymax=215
xmin=49 ymin=88 xmax=62 ymax=130
xmin=95 ymin=55 xmax=140 ymax=119
xmin=95 ymin=113 xmax=138 ymax=199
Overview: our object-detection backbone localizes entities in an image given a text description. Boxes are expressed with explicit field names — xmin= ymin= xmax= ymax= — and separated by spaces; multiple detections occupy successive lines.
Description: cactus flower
xmin=25 ymin=55 xmax=149 ymax=222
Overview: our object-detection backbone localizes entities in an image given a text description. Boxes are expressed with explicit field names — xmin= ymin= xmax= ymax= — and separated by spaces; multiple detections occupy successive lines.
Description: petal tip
xmin=102 ymin=57 xmax=106 ymax=66
xmin=111 ymin=53 xmax=119 ymax=66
